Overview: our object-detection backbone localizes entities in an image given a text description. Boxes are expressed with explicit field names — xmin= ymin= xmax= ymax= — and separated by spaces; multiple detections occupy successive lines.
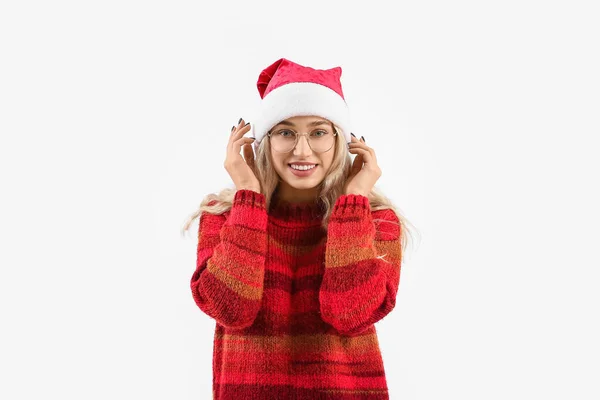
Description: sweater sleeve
xmin=319 ymin=194 xmax=402 ymax=336
xmin=190 ymin=189 xmax=268 ymax=330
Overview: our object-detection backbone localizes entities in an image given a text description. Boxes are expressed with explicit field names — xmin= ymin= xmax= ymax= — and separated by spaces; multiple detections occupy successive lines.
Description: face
xmin=269 ymin=115 xmax=337 ymax=203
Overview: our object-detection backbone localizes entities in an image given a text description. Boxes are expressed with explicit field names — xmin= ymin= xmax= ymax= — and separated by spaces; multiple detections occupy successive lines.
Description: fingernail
xmin=250 ymin=138 xmax=256 ymax=141
xmin=244 ymin=122 xmax=250 ymax=126
xmin=231 ymin=126 xmax=235 ymax=131
xmin=238 ymin=117 xmax=242 ymax=124
xmin=350 ymin=132 xmax=356 ymax=138
xmin=361 ymin=136 xmax=365 ymax=142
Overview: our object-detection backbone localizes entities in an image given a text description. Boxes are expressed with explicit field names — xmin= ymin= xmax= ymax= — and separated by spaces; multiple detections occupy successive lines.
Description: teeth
xmin=290 ymin=164 xmax=316 ymax=171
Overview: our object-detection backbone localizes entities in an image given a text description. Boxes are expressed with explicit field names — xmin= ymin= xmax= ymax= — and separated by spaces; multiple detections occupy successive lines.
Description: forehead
xmin=272 ymin=116 xmax=332 ymax=128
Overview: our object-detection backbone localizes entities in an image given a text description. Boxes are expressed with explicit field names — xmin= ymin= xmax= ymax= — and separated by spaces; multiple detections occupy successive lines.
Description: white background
xmin=1 ymin=1 xmax=599 ymax=399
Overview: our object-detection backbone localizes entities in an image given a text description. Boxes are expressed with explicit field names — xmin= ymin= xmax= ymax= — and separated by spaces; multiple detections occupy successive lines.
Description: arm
xmin=190 ymin=189 xmax=268 ymax=329
xmin=319 ymin=194 xmax=402 ymax=336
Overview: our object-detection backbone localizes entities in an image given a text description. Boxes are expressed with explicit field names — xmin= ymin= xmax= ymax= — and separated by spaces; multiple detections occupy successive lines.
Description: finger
xmin=348 ymin=135 xmax=362 ymax=168
xmin=370 ymin=147 xmax=378 ymax=164
xmin=229 ymin=122 xmax=252 ymax=151
xmin=349 ymin=146 xmax=363 ymax=174
xmin=351 ymin=154 xmax=363 ymax=174
xmin=231 ymin=118 xmax=249 ymax=132
xmin=232 ymin=136 xmax=255 ymax=153
xmin=243 ymin=140 xmax=256 ymax=169
xmin=348 ymin=141 xmax=368 ymax=152
xmin=230 ymin=118 xmax=247 ymax=137
xmin=349 ymin=147 xmax=372 ymax=166
xmin=362 ymin=142 xmax=378 ymax=163
xmin=228 ymin=122 xmax=239 ymax=152
xmin=351 ymin=148 xmax=379 ymax=174
xmin=349 ymin=139 xmax=377 ymax=164
xmin=233 ymin=122 xmax=252 ymax=139
xmin=349 ymin=135 xmax=366 ymax=147
xmin=229 ymin=137 xmax=245 ymax=159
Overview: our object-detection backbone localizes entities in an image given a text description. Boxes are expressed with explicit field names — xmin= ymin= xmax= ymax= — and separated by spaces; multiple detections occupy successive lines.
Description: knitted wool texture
xmin=191 ymin=189 xmax=402 ymax=399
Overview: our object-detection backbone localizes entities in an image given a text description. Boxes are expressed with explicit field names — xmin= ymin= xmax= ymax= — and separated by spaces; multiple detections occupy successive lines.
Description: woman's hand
xmin=344 ymin=134 xmax=382 ymax=196
xmin=224 ymin=117 xmax=261 ymax=193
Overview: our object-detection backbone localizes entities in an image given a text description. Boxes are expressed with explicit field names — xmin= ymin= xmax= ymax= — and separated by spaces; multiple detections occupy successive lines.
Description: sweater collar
xmin=269 ymin=193 xmax=325 ymax=222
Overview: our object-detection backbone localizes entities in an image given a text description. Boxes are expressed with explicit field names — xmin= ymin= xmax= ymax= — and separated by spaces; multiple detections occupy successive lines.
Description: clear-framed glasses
xmin=267 ymin=129 xmax=338 ymax=153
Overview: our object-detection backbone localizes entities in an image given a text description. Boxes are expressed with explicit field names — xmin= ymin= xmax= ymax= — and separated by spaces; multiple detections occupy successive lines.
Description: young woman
xmin=182 ymin=58 xmax=416 ymax=400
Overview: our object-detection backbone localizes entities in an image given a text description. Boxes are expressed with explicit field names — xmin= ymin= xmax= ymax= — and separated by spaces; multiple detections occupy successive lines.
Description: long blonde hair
xmin=181 ymin=123 xmax=419 ymax=257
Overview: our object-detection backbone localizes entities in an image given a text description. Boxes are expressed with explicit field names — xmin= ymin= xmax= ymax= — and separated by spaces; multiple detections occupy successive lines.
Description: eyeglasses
xmin=267 ymin=129 xmax=337 ymax=153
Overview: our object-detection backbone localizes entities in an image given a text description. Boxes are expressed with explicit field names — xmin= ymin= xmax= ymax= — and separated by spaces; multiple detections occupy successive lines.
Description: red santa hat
xmin=251 ymin=58 xmax=352 ymax=152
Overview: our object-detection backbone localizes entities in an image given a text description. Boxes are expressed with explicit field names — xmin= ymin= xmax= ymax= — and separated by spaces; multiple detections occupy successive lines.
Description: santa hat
xmin=251 ymin=58 xmax=352 ymax=152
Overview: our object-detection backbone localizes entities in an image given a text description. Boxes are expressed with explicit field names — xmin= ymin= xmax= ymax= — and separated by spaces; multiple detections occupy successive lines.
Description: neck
xmin=270 ymin=185 xmax=325 ymax=222
xmin=275 ymin=183 xmax=319 ymax=204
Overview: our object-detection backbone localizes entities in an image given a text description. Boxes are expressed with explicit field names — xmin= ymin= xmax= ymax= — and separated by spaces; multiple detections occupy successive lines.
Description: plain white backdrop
xmin=1 ymin=1 xmax=599 ymax=399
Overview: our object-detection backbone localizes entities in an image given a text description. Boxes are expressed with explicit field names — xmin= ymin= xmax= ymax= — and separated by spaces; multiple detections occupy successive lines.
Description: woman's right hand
xmin=224 ymin=117 xmax=261 ymax=193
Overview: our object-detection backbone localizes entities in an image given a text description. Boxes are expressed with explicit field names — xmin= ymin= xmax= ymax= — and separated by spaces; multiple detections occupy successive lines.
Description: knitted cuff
xmin=233 ymin=189 xmax=266 ymax=209
xmin=331 ymin=194 xmax=371 ymax=219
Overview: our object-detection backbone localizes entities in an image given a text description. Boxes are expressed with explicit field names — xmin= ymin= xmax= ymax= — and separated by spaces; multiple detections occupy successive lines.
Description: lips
xmin=288 ymin=164 xmax=318 ymax=176
xmin=288 ymin=164 xmax=318 ymax=170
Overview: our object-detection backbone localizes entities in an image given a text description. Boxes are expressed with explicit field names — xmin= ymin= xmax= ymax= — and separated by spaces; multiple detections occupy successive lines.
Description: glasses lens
xmin=270 ymin=133 xmax=295 ymax=153
xmin=270 ymin=132 xmax=335 ymax=153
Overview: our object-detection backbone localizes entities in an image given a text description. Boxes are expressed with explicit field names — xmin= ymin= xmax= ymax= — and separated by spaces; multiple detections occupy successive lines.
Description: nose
xmin=293 ymin=135 xmax=312 ymax=156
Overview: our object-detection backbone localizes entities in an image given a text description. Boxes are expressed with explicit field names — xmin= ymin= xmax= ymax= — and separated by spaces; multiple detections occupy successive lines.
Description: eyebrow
xmin=273 ymin=120 xmax=331 ymax=128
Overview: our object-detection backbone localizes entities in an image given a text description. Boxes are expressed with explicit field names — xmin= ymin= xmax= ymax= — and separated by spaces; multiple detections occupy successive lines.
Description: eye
xmin=278 ymin=129 xmax=294 ymax=137
xmin=311 ymin=130 xmax=328 ymax=137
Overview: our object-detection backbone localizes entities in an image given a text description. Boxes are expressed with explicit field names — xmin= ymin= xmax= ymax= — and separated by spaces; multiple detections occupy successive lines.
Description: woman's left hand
xmin=344 ymin=133 xmax=382 ymax=196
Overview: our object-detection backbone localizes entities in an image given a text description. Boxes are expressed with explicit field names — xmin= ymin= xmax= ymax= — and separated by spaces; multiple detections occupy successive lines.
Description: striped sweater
xmin=191 ymin=189 xmax=402 ymax=399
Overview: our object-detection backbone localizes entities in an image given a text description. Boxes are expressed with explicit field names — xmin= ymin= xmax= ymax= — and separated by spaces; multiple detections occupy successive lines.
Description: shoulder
xmin=200 ymin=200 xmax=230 ymax=226
xmin=371 ymin=207 xmax=399 ymax=223
xmin=371 ymin=208 xmax=400 ymax=240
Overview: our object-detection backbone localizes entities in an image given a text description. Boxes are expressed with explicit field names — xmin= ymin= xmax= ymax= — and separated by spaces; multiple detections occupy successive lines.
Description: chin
xmin=287 ymin=176 xmax=324 ymax=189
xmin=289 ymin=182 xmax=317 ymax=190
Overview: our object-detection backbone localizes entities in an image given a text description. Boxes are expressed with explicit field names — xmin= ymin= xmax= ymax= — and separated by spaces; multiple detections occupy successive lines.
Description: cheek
xmin=321 ymin=154 xmax=335 ymax=168
xmin=271 ymin=157 xmax=288 ymax=174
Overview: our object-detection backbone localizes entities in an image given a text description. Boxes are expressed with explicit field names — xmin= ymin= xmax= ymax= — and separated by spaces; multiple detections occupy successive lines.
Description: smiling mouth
xmin=288 ymin=164 xmax=318 ymax=169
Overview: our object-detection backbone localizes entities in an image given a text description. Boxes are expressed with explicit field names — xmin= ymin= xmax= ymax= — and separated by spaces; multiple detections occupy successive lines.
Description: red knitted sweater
xmin=191 ymin=189 xmax=402 ymax=399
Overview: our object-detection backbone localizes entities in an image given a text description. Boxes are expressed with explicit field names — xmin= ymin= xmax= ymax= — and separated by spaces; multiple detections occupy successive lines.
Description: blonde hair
xmin=181 ymin=123 xmax=419 ymax=257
